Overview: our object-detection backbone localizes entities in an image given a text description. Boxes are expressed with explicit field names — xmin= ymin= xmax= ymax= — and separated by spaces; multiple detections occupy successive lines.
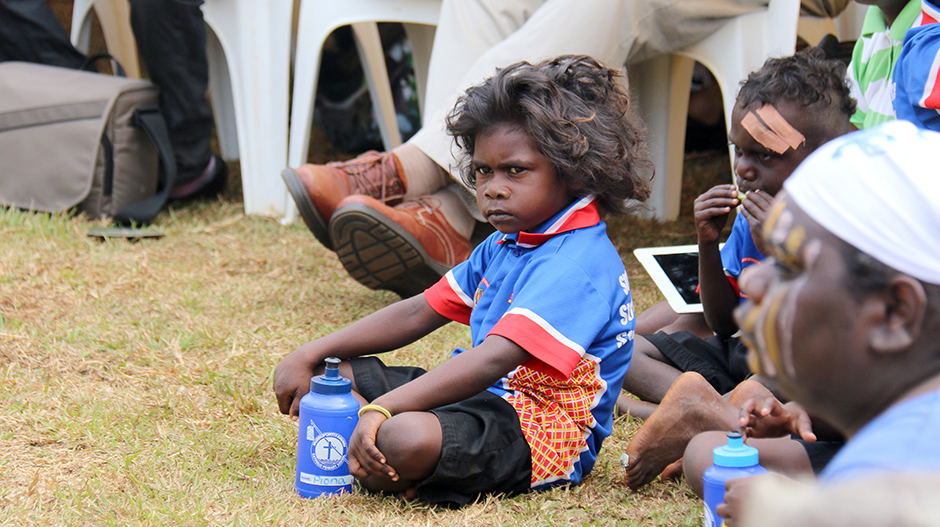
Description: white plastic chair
xmin=627 ymin=0 xmax=801 ymax=221
xmin=70 ymin=0 xmax=140 ymax=78
xmin=834 ymin=1 xmax=868 ymax=42
xmin=798 ymin=15 xmax=839 ymax=47
xmin=70 ymin=0 xmax=293 ymax=217
xmin=200 ymin=0 xmax=293 ymax=217
xmin=798 ymin=1 xmax=869 ymax=47
xmin=286 ymin=0 xmax=440 ymax=222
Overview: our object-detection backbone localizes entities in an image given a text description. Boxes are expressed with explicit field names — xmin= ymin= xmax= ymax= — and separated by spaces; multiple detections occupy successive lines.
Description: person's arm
xmin=273 ymin=293 xmax=450 ymax=417
xmin=695 ymin=184 xmax=742 ymax=337
xmin=349 ymin=333 xmax=530 ymax=481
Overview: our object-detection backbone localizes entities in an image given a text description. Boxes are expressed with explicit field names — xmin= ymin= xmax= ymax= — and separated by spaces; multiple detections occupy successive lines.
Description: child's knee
xmin=683 ymin=431 xmax=729 ymax=498
xmin=630 ymin=335 xmax=670 ymax=365
xmin=375 ymin=412 xmax=443 ymax=479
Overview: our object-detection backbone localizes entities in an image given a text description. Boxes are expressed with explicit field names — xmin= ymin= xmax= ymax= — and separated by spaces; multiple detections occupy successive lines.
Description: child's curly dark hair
xmin=445 ymin=55 xmax=653 ymax=217
xmin=736 ymin=47 xmax=856 ymax=148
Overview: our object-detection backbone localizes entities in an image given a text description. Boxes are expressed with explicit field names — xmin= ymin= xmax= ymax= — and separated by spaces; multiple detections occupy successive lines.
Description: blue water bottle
xmin=703 ymin=431 xmax=767 ymax=527
xmin=295 ymin=357 xmax=360 ymax=498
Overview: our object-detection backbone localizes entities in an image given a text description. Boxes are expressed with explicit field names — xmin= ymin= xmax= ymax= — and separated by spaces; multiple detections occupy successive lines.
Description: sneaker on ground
xmin=282 ymin=151 xmax=406 ymax=250
xmin=328 ymin=195 xmax=472 ymax=298
xmin=169 ymin=154 xmax=227 ymax=201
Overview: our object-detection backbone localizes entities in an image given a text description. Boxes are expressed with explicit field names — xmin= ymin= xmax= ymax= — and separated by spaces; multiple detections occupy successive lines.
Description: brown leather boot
xmin=328 ymin=195 xmax=473 ymax=297
xmin=281 ymin=151 xmax=406 ymax=250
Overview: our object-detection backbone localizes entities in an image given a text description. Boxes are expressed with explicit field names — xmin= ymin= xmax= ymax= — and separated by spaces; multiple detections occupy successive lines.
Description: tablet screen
xmin=633 ymin=245 xmax=715 ymax=314
xmin=651 ymin=252 xmax=700 ymax=305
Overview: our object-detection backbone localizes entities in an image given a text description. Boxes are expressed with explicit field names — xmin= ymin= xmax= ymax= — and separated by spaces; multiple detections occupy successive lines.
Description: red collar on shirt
xmin=920 ymin=1 xmax=939 ymax=25
xmin=497 ymin=196 xmax=601 ymax=248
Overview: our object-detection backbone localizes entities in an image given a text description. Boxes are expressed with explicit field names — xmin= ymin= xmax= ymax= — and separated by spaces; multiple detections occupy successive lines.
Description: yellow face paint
xmin=777 ymin=281 xmax=800 ymax=379
xmin=737 ymin=307 xmax=764 ymax=376
xmin=744 ymin=198 xmax=815 ymax=382
xmin=760 ymin=284 xmax=787 ymax=379
xmin=765 ymin=203 xmax=805 ymax=269
xmin=784 ymin=227 xmax=805 ymax=256
xmin=764 ymin=199 xmax=789 ymax=249
xmin=780 ymin=226 xmax=806 ymax=268
xmin=747 ymin=346 xmax=762 ymax=377
xmin=760 ymin=205 xmax=815 ymax=381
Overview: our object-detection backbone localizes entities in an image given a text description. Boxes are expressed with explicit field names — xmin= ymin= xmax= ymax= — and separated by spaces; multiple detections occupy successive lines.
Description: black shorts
xmin=350 ymin=356 xmax=532 ymax=506
xmin=644 ymin=331 xmax=752 ymax=395
xmin=794 ymin=438 xmax=845 ymax=475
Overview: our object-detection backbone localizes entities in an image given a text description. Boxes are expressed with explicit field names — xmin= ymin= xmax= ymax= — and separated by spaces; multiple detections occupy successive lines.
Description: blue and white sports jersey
xmin=425 ymin=196 xmax=634 ymax=489
xmin=894 ymin=0 xmax=940 ymax=131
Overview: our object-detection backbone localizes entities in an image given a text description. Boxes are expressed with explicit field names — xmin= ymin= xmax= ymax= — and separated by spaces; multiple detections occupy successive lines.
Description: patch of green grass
xmin=0 ymin=150 xmax=729 ymax=526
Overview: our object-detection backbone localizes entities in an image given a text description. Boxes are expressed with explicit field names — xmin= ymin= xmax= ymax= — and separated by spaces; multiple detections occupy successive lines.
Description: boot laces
xmin=331 ymin=151 xmax=405 ymax=203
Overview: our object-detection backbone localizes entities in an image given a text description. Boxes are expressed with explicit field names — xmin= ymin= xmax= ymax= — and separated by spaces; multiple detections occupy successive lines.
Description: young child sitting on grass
xmin=620 ymin=48 xmax=856 ymax=491
xmin=617 ymin=48 xmax=856 ymax=422
xmin=273 ymin=55 xmax=652 ymax=506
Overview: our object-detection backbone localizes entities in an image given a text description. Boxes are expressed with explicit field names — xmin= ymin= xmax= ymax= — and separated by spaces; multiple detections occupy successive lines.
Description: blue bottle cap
xmin=712 ymin=431 xmax=760 ymax=468
xmin=310 ymin=357 xmax=352 ymax=394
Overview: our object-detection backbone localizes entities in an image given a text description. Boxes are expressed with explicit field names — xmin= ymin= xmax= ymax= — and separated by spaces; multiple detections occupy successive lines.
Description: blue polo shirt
xmin=426 ymin=196 xmax=634 ymax=489
xmin=720 ymin=212 xmax=765 ymax=298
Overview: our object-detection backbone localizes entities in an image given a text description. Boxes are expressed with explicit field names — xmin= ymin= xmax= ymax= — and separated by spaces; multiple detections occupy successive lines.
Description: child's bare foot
xmin=615 ymin=394 xmax=658 ymax=420
xmin=623 ymin=372 xmax=737 ymax=490
xmin=727 ymin=378 xmax=774 ymax=407
xmin=395 ymin=487 xmax=419 ymax=501
xmin=660 ymin=458 xmax=684 ymax=482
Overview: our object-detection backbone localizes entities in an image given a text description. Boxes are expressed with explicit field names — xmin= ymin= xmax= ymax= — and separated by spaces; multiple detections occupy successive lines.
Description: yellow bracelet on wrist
xmin=358 ymin=404 xmax=392 ymax=419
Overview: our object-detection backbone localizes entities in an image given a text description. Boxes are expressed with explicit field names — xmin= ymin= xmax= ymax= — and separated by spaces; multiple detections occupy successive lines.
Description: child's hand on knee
xmin=349 ymin=411 xmax=399 ymax=482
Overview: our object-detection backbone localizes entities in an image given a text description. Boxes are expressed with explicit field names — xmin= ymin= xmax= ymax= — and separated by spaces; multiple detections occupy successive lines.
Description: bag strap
xmin=81 ymin=53 xmax=127 ymax=78
xmin=112 ymin=106 xmax=177 ymax=225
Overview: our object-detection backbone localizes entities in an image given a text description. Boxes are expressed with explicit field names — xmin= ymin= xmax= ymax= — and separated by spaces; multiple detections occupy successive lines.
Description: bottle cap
xmin=310 ymin=357 xmax=352 ymax=394
xmin=712 ymin=431 xmax=760 ymax=468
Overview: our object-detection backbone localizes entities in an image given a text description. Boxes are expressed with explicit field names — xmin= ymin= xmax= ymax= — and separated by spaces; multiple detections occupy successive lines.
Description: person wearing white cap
xmin=715 ymin=119 xmax=940 ymax=525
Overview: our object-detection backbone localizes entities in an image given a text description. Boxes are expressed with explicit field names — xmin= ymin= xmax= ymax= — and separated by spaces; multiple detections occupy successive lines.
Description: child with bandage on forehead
xmin=619 ymin=47 xmax=858 ymax=491
xmin=717 ymin=120 xmax=940 ymax=527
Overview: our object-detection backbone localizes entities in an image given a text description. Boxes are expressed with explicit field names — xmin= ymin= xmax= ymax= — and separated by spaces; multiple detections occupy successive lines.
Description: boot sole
xmin=282 ymin=168 xmax=333 ymax=251
xmin=329 ymin=203 xmax=450 ymax=298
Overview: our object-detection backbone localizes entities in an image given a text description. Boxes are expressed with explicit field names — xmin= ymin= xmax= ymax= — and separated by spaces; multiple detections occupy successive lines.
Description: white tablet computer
xmin=633 ymin=245 xmax=706 ymax=314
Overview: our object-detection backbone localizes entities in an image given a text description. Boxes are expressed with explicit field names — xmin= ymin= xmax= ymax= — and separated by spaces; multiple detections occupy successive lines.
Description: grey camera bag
xmin=0 ymin=60 xmax=176 ymax=224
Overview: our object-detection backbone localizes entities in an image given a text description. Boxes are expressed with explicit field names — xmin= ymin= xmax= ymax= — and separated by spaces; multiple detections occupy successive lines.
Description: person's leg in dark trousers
xmin=129 ymin=0 xmax=219 ymax=189
xmin=0 ymin=0 xmax=86 ymax=67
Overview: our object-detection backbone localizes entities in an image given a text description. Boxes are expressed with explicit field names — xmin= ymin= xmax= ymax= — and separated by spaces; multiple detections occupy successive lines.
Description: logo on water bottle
xmin=308 ymin=426 xmax=349 ymax=471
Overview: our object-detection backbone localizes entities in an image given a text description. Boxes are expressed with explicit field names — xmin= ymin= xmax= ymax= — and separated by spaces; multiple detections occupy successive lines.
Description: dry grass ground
xmin=0 ymin=148 xmax=731 ymax=526
xmin=8 ymin=3 xmax=734 ymax=522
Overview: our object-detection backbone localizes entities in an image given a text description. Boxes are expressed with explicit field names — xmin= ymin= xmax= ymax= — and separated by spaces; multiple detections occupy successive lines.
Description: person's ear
xmin=869 ymin=275 xmax=927 ymax=353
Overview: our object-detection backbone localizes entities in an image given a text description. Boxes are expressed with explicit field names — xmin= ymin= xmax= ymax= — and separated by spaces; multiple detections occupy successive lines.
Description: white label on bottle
xmin=299 ymin=472 xmax=354 ymax=486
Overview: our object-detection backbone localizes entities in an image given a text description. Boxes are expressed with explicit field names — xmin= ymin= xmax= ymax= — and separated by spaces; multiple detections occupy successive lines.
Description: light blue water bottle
xmin=702 ymin=431 xmax=767 ymax=527
xmin=295 ymin=357 xmax=360 ymax=498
